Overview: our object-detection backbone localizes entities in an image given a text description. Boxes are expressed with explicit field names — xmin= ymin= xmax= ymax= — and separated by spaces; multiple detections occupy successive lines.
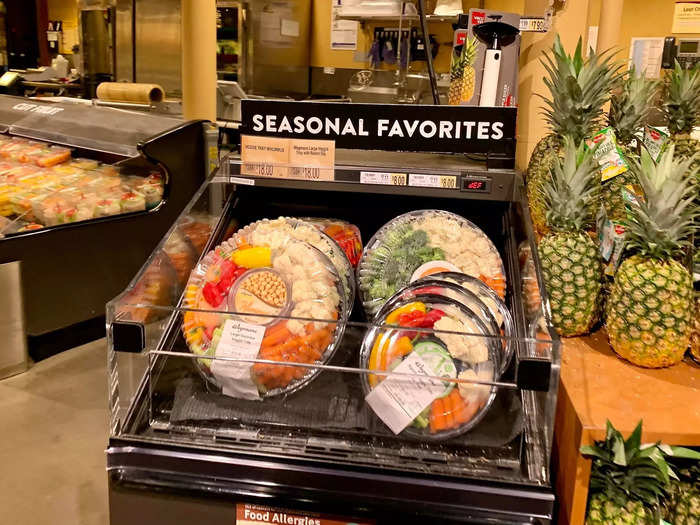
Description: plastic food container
xmin=300 ymin=217 xmax=363 ymax=268
xmin=360 ymin=291 xmax=500 ymax=440
xmin=233 ymin=217 xmax=356 ymax=311
xmin=357 ymin=209 xmax=506 ymax=317
xmin=182 ymin=234 xmax=348 ymax=399
xmin=414 ymin=272 xmax=515 ymax=375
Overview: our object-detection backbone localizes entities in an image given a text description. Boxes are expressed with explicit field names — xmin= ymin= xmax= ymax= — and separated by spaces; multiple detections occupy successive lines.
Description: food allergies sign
xmin=241 ymin=100 xmax=516 ymax=155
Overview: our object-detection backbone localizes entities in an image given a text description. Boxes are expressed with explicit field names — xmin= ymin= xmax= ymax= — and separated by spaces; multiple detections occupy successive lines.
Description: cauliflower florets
xmin=434 ymin=315 xmax=489 ymax=363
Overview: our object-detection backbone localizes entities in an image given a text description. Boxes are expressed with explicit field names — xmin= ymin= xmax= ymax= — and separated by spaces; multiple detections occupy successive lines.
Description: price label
xmin=408 ymin=173 xmax=457 ymax=189
xmin=360 ymin=171 xmax=407 ymax=186
xmin=519 ymin=17 xmax=546 ymax=32
xmin=240 ymin=135 xmax=335 ymax=181
xmin=240 ymin=135 xmax=290 ymax=179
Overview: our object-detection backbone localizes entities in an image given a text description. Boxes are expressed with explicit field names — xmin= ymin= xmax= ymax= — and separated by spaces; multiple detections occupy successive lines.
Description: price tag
xmin=240 ymin=135 xmax=291 ymax=179
xmin=519 ymin=17 xmax=546 ymax=32
xmin=360 ymin=171 xmax=407 ymax=186
xmin=408 ymin=173 xmax=457 ymax=189
xmin=365 ymin=352 xmax=445 ymax=434
xmin=288 ymin=139 xmax=335 ymax=181
xmin=240 ymin=135 xmax=335 ymax=181
xmin=229 ymin=176 xmax=255 ymax=186
xmin=210 ymin=319 xmax=266 ymax=400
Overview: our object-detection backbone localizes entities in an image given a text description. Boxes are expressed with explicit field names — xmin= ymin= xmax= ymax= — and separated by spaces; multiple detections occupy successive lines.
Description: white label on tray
xmin=360 ymin=171 xmax=407 ymax=186
xmin=229 ymin=176 xmax=255 ymax=186
xmin=408 ymin=173 xmax=457 ymax=189
xmin=365 ymin=353 xmax=444 ymax=434
xmin=211 ymin=319 xmax=266 ymax=400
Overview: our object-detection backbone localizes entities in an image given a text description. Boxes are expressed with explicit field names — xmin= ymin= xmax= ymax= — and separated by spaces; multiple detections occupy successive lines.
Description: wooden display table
xmin=554 ymin=329 xmax=700 ymax=525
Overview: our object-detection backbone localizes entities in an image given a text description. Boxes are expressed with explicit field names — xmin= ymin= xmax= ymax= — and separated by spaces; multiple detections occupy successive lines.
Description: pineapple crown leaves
xmin=623 ymin=145 xmax=699 ymax=259
xmin=663 ymin=61 xmax=700 ymax=135
xmin=581 ymin=420 xmax=675 ymax=510
xmin=659 ymin=443 xmax=700 ymax=484
xmin=539 ymin=35 xmax=623 ymax=143
xmin=608 ymin=65 xmax=661 ymax=147
xmin=543 ymin=135 xmax=600 ymax=232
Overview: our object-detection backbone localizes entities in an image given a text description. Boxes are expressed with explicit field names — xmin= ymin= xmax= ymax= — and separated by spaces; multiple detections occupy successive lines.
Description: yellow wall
xmin=47 ymin=0 xmax=79 ymax=55
xmin=588 ymin=0 xmax=700 ymax=61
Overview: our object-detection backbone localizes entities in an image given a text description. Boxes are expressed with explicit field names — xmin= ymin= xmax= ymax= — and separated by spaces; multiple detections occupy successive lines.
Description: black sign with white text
xmin=240 ymin=100 xmax=516 ymax=155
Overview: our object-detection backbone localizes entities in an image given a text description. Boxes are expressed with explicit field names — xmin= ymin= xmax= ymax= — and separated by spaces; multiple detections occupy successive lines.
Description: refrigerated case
xmin=0 ymin=95 xmax=209 ymax=358
xmin=106 ymin=148 xmax=560 ymax=524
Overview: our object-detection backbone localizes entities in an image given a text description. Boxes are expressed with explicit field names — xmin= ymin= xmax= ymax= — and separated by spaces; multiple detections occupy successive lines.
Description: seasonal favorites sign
xmin=240 ymin=100 xmax=516 ymax=155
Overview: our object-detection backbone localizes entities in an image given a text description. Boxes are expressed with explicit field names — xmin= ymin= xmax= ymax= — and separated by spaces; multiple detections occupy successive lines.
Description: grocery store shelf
xmin=335 ymin=13 xmax=460 ymax=23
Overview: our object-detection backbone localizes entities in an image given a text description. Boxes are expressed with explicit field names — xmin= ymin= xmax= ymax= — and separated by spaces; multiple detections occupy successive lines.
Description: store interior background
xmin=0 ymin=1 xmax=698 ymax=525
xmin=8 ymin=0 xmax=695 ymax=169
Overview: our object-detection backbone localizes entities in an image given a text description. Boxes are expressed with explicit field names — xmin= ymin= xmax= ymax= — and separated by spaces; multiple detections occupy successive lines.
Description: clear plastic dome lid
xmin=182 ymin=233 xmax=348 ymax=400
xmin=357 ymin=209 xmax=506 ymax=317
xmin=233 ymin=217 xmax=356 ymax=311
xmin=414 ymin=272 xmax=515 ymax=375
xmin=360 ymin=291 xmax=500 ymax=440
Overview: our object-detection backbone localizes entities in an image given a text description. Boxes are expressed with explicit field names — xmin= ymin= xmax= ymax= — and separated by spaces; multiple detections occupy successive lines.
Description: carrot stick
xmin=261 ymin=324 xmax=291 ymax=347
xmin=431 ymin=398 xmax=447 ymax=433
xmin=450 ymin=390 xmax=468 ymax=424
xmin=443 ymin=393 xmax=455 ymax=430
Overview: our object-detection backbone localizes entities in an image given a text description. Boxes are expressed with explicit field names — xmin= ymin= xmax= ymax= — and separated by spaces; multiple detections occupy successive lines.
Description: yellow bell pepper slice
xmin=385 ymin=301 xmax=426 ymax=324
xmin=368 ymin=332 xmax=392 ymax=387
xmin=231 ymin=246 xmax=271 ymax=268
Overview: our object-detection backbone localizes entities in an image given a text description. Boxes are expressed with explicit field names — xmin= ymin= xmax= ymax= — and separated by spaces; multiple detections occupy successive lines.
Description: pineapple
xmin=664 ymin=463 xmax=700 ymax=524
xmin=605 ymin=66 xmax=660 ymax=220
xmin=526 ymin=35 xmax=620 ymax=236
xmin=537 ymin=136 xmax=602 ymax=336
xmin=692 ymin=252 xmax=700 ymax=362
xmin=448 ymin=36 xmax=477 ymax=105
xmin=581 ymin=421 xmax=671 ymax=525
xmin=606 ymin=145 xmax=698 ymax=368
xmin=663 ymin=61 xmax=700 ymax=175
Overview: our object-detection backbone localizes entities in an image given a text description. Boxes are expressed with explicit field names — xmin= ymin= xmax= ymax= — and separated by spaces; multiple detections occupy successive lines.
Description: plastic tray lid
xmin=182 ymin=232 xmax=349 ymax=400
xmin=357 ymin=209 xmax=506 ymax=318
xmin=360 ymin=290 xmax=501 ymax=441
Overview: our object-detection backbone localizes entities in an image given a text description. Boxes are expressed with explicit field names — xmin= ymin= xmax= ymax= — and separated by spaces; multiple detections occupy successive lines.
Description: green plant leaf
xmin=624 ymin=420 xmax=643 ymax=456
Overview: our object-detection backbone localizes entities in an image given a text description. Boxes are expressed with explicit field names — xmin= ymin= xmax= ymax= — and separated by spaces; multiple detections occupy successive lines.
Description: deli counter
xmin=0 ymin=95 xmax=210 ymax=360
xmin=105 ymin=145 xmax=560 ymax=524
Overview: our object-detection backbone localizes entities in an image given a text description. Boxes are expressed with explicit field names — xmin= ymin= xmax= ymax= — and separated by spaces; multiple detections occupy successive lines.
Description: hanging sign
xmin=672 ymin=2 xmax=700 ymax=33
xmin=240 ymin=100 xmax=516 ymax=155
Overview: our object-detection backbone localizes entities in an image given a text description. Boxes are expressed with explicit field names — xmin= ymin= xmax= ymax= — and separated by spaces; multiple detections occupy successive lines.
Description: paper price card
xmin=240 ymin=135 xmax=291 ymax=179
xmin=408 ymin=173 xmax=457 ymax=189
xmin=365 ymin=352 xmax=446 ymax=434
xmin=236 ymin=503 xmax=374 ymax=525
xmin=241 ymin=135 xmax=335 ymax=181
xmin=288 ymin=139 xmax=335 ymax=181
xmin=210 ymin=319 xmax=266 ymax=400
xmin=360 ymin=171 xmax=407 ymax=186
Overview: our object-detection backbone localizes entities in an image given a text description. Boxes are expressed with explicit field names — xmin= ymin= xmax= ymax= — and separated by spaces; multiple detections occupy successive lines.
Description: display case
xmin=106 ymin=148 xmax=560 ymax=524
xmin=0 ymin=95 xmax=210 ymax=359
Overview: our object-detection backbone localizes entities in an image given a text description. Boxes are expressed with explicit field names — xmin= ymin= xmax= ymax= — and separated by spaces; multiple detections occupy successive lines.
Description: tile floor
xmin=0 ymin=340 xmax=108 ymax=525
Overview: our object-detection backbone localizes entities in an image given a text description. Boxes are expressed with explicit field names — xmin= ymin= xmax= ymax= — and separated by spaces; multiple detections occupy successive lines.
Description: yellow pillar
xmin=516 ymin=0 xmax=592 ymax=171
xmin=181 ymin=0 xmax=217 ymax=121
xmin=596 ymin=0 xmax=624 ymax=54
